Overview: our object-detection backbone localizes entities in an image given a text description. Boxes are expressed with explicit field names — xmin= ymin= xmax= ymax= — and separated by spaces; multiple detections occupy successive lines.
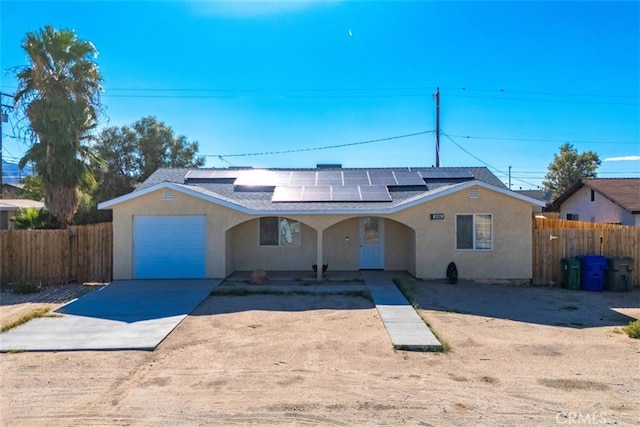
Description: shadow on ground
xmin=191 ymin=292 xmax=374 ymax=316
xmin=55 ymin=280 xmax=218 ymax=323
xmin=0 ymin=284 xmax=100 ymax=306
xmin=413 ymin=280 xmax=639 ymax=329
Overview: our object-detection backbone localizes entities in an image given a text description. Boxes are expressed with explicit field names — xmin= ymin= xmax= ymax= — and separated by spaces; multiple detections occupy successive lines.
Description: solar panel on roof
xmin=302 ymin=185 xmax=332 ymax=201
xmin=343 ymin=170 xmax=370 ymax=186
xmin=234 ymin=170 xmax=292 ymax=186
xmin=185 ymin=170 xmax=216 ymax=179
xmin=185 ymin=169 xmax=242 ymax=182
xmin=392 ymin=171 xmax=426 ymax=186
xmin=419 ymin=170 xmax=448 ymax=179
xmin=271 ymin=171 xmax=293 ymax=185
xmin=359 ymin=185 xmax=392 ymax=201
xmin=272 ymin=186 xmax=303 ymax=202
xmin=331 ymin=185 xmax=361 ymax=201
xmin=272 ymin=184 xmax=393 ymax=202
xmin=211 ymin=170 xmax=243 ymax=179
xmin=445 ymin=170 xmax=474 ymax=179
xmin=290 ymin=171 xmax=317 ymax=186
xmin=316 ymin=171 xmax=343 ymax=185
xmin=419 ymin=169 xmax=474 ymax=179
xmin=368 ymin=170 xmax=396 ymax=186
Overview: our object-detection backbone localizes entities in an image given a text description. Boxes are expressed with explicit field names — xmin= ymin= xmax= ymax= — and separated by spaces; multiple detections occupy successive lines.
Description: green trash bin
xmin=561 ymin=258 xmax=581 ymax=290
xmin=607 ymin=257 xmax=634 ymax=292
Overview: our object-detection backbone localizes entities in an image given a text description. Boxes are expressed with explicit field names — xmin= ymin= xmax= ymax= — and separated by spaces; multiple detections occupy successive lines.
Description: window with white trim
xmin=456 ymin=214 xmax=493 ymax=250
xmin=259 ymin=217 xmax=301 ymax=246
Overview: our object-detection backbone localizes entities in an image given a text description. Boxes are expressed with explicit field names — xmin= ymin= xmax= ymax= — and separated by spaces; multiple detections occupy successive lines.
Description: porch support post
xmin=316 ymin=229 xmax=324 ymax=281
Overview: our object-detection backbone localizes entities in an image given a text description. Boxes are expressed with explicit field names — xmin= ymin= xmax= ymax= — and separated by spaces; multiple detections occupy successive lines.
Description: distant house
xmin=549 ymin=178 xmax=640 ymax=226
xmin=515 ymin=189 xmax=553 ymax=210
xmin=99 ymin=166 xmax=544 ymax=282
xmin=1 ymin=183 xmax=25 ymax=199
xmin=0 ymin=199 xmax=45 ymax=230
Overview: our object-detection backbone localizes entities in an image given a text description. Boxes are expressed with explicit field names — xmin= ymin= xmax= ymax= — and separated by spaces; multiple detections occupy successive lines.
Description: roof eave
xmin=582 ymin=181 xmax=638 ymax=213
xmin=98 ymin=179 xmax=544 ymax=214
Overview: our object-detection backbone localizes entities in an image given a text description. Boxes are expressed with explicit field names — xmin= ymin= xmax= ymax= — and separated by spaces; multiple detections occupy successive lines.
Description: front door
xmin=359 ymin=217 xmax=384 ymax=269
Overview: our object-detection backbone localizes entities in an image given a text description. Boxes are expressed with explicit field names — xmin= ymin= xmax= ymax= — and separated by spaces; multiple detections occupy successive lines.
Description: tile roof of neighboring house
xmin=2 ymin=183 xmax=25 ymax=189
xmin=551 ymin=178 xmax=640 ymax=213
xmin=0 ymin=199 xmax=45 ymax=211
xmin=100 ymin=166 xmax=544 ymax=213
xmin=515 ymin=189 xmax=553 ymax=205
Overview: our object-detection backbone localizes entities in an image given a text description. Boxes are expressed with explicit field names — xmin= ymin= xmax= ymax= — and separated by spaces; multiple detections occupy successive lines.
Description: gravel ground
xmin=1 ymin=280 xmax=638 ymax=426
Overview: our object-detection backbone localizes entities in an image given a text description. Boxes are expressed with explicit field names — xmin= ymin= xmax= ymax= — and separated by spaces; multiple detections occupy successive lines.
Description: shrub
xmin=10 ymin=208 xmax=56 ymax=229
xmin=12 ymin=280 xmax=42 ymax=294
xmin=622 ymin=319 xmax=640 ymax=339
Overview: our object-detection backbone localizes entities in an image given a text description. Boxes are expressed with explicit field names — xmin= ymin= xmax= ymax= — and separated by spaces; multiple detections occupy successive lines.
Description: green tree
xmin=94 ymin=116 xmax=205 ymax=202
xmin=20 ymin=175 xmax=45 ymax=201
xmin=543 ymin=143 xmax=600 ymax=199
xmin=13 ymin=26 xmax=102 ymax=228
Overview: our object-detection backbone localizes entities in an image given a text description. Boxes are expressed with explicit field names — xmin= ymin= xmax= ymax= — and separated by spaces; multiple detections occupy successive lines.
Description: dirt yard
xmin=1 ymin=281 xmax=639 ymax=426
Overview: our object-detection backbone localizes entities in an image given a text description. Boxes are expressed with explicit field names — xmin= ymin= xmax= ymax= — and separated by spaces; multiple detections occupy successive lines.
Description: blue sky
xmin=1 ymin=0 xmax=638 ymax=190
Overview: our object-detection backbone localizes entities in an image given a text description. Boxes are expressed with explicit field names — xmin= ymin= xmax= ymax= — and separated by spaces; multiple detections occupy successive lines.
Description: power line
xmin=88 ymin=85 xmax=640 ymax=99
xmin=443 ymin=87 xmax=640 ymax=99
xmin=3 ymin=82 xmax=638 ymax=98
xmin=445 ymin=94 xmax=638 ymax=106
xmin=97 ymin=91 xmax=639 ymax=105
xmin=4 ymin=83 xmax=638 ymax=106
xmin=205 ymin=130 xmax=434 ymax=158
xmin=103 ymin=93 xmax=431 ymax=100
xmin=441 ymin=131 xmax=539 ymax=188
xmin=445 ymin=134 xmax=639 ymax=145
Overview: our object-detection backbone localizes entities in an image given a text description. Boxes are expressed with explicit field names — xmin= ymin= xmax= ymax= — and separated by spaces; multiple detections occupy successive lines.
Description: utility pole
xmin=508 ymin=165 xmax=512 ymax=189
xmin=432 ymin=87 xmax=440 ymax=167
xmin=0 ymin=92 xmax=12 ymax=199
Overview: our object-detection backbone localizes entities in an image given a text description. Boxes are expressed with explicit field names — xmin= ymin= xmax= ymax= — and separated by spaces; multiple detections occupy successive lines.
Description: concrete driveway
xmin=0 ymin=280 xmax=220 ymax=352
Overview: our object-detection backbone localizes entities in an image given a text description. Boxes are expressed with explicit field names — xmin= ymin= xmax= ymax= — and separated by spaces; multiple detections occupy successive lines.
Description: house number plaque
xmin=430 ymin=213 xmax=445 ymax=220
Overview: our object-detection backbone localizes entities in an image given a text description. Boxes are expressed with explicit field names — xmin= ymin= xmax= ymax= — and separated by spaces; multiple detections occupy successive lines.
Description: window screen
xmin=260 ymin=217 xmax=301 ymax=246
xmin=456 ymin=214 xmax=492 ymax=250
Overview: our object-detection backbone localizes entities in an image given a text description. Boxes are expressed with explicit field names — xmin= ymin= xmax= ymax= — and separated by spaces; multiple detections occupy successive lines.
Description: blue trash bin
xmin=576 ymin=255 xmax=607 ymax=291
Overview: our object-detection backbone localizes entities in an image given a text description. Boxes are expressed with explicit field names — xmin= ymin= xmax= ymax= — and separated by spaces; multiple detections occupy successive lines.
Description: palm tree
xmin=10 ymin=207 xmax=55 ymax=230
xmin=14 ymin=26 xmax=102 ymax=227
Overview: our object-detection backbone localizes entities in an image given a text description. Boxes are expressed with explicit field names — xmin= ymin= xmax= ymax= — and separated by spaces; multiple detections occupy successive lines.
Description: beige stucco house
xmin=98 ymin=166 xmax=545 ymax=282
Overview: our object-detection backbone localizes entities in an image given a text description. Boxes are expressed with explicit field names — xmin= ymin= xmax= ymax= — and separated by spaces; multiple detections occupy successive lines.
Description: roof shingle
xmin=128 ymin=166 xmax=521 ymax=212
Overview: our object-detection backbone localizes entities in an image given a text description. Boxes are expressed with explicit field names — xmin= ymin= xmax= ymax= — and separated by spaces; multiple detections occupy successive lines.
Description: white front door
xmin=359 ymin=217 xmax=384 ymax=269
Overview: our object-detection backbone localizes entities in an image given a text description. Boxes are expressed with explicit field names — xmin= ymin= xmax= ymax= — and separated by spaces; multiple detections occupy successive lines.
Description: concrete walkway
xmin=0 ymin=280 xmax=220 ymax=352
xmin=361 ymin=272 xmax=442 ymax=351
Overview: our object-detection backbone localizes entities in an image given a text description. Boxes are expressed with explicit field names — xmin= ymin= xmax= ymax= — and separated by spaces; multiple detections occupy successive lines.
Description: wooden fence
xmin=533 ymin=217 xmax=639 ymax=288
xmin=0 ymin=222 xmax=112 ymax=285
xmin=535 ymin=216 xmax=631 ymax=230
xmin=1 ymin=217 xmax=637 ymax=288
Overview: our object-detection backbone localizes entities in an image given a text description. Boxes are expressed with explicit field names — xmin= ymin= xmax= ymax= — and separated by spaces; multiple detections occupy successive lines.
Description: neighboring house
xmin=0 ymin=199 xmax=45 ymax=230
xmin=98 ymin=166 xmax=545 ymax=282
xmin=549 ymin=178 xmax=640 ymax=226
xmin=515 ymin=189 xmax=553 ymax=210
xmin=2 ymin=183 xmax=25 ymax=198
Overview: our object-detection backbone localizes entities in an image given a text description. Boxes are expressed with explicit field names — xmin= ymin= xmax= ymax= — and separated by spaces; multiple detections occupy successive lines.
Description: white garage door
xmin=133 ymin=216 xmax=206 ymax=279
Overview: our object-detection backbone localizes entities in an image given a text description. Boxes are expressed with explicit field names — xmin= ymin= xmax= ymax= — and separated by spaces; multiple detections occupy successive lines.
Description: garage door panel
xmin=133 ymin=216 xmax=206 ymax=279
